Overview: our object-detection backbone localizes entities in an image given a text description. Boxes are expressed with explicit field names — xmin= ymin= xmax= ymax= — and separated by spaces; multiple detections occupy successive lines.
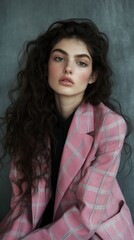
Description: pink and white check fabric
xmin=0 ymin=102 xmax=134 ymax=239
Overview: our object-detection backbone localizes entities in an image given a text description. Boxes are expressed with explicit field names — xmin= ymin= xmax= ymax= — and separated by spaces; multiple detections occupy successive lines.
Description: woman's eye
xmin=77 ymin=61 xmax=88 ymax=67
xmin=54 ymin=57 xmax=64 ymax=62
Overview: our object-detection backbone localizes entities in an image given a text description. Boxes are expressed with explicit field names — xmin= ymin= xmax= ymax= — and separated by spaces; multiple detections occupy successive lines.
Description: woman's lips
xmin=59 ymin=77 xmax=74 ymax=85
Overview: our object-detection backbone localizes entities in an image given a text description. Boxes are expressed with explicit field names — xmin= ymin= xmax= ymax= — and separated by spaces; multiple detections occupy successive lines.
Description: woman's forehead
xmin=51 ymin=38 xmax=92 ymax=57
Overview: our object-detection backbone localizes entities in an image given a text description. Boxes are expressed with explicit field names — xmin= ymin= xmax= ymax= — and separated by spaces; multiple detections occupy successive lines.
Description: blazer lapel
xmin=54 ymin=103 xmax=95 ymax=215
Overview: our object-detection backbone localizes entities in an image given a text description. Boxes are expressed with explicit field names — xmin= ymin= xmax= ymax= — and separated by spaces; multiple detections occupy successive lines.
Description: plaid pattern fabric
xmin=0 ymin=102 xmax=133 ymax=240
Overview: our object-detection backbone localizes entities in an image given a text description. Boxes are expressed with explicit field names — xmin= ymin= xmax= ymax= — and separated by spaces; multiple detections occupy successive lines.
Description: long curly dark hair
xmin=0 ymin=18 xmax=130 ymax=196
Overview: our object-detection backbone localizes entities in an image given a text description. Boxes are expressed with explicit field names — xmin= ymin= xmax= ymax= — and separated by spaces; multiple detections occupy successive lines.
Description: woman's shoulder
xmin=76 ymin=102 xmax=127 ymax=133
xmin=93 ymin=102 xmax=127 ymax=132
xmin=94 ymin=102 xmax=125 ymax=121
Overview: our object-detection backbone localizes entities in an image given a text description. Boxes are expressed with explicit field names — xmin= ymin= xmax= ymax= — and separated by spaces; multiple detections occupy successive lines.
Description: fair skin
xmin=48 ymin=38 xmax=97 ymax=118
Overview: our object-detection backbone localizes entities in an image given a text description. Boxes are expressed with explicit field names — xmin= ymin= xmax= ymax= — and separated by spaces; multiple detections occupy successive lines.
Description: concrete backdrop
xmin=0 ymin=0 xmax=133 ymax=222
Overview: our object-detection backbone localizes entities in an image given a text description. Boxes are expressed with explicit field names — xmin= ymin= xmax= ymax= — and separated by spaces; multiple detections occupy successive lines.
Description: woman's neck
xmin=55 ymin=95 xmax=83 ymax=119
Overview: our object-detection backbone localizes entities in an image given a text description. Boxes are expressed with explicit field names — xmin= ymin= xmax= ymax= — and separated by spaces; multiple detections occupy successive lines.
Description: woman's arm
xmin=0 ymin=160 xmax=50 ymax=239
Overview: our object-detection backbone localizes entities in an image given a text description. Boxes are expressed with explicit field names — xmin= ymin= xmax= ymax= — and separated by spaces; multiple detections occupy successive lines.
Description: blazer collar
xmin=54 ymin=102 xmax=95 ymax=216
xmin=74 ymin=102 xmax=94 ymax=134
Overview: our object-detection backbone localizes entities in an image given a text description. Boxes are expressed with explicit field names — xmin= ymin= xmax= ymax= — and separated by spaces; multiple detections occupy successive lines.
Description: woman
xmin=0 ymin=18 xmax=133 ymax=239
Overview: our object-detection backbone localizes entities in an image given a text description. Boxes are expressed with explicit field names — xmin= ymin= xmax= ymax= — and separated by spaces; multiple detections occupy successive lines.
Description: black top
xmin=39 ymin=110 xmax=74 ymax=227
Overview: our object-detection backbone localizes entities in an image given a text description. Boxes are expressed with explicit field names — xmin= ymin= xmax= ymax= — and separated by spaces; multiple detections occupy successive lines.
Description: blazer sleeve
xmin=20 ymin=112 xmax=133 ymax=239
xmin=0 ymin=159 xmax=50 ymax=239
xmin=0 ymin=161 xmax=33 ymax=234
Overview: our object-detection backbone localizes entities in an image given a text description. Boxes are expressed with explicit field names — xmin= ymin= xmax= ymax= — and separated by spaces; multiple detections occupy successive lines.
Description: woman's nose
xmin=64 ymin=64 xmax=72 ymax=74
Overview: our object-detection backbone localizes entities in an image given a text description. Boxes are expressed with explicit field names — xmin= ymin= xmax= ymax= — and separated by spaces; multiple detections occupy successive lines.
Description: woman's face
xmin=48 ymin=38 xmax=96 ymax=103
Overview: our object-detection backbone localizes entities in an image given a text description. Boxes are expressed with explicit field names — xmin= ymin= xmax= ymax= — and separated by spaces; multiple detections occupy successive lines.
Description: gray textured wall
xmin=0 ymin=0 xmax=134 ymax=222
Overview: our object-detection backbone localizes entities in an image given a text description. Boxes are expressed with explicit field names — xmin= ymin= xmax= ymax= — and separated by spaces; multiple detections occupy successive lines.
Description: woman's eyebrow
xmin=51 ymin=48 xmax=67 ymax=55
xmin=51 ymin=48 xmax=91 ymax=60
xmin=76 ymin=54 xmax=91 ymax=60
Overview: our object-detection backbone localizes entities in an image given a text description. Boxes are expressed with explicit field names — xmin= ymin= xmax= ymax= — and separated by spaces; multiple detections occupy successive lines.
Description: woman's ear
xmin=88 ymin=71 xmax=98 ymax=84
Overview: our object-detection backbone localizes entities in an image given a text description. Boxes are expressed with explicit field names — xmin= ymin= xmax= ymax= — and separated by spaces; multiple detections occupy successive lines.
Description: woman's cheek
xmin=49 ymin=63 xmax=61 ymax=77
xmin=78 ymin=70 xmax=91 ymax=84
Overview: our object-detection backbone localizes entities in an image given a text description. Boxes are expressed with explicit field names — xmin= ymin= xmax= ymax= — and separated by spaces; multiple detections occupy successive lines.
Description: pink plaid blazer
xmin=0 ymin=102 xmax=134 ymax=240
